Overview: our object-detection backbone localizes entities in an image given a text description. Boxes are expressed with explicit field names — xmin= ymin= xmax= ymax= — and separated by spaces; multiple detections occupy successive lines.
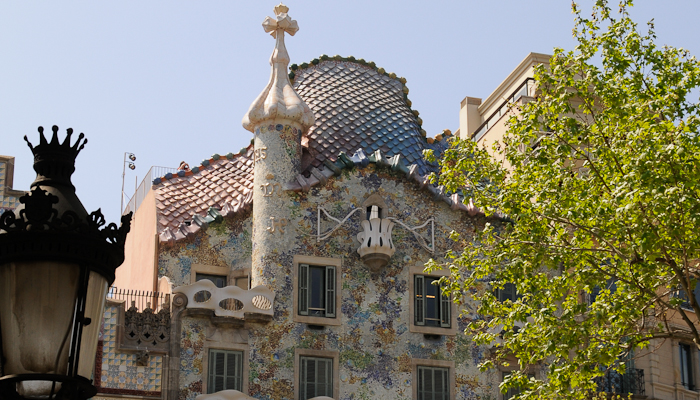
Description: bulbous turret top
xmin=242 ymin=4 xmax=315 ymax=133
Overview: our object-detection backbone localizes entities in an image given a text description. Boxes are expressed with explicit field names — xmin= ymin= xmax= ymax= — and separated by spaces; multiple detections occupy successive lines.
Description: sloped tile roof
xmin=154 ymin=147 xmax=254 ymax=235
xmin=293 ymin=60 xmax=449 ymax=177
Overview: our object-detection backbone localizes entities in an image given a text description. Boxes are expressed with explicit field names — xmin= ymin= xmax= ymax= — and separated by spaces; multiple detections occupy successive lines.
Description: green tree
xmin=426 ymin=1 xmax=700 ymax=398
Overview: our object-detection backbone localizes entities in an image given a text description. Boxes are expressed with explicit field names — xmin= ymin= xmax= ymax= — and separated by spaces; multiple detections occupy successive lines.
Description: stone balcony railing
xmin=173 ymin=280 xmax=275 ymax=319
xmin=356 ymin=217 xmax=395 ymax=271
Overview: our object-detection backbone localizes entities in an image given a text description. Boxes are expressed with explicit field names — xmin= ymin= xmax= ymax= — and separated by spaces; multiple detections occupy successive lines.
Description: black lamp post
xmin=0 ymin=126 xmax=132 ymax=400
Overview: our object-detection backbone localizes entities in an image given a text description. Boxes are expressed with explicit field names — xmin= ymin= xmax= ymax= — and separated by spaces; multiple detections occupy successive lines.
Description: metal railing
xmin=472 ymin=77 xmax=535 ymax=142
xmin=107 ymin=286 xmax=170 ymax=313
xmin=123 ymin=165 xmax=176 ymax=215
xmin=595 ymin=368 xmax=645 ymax=396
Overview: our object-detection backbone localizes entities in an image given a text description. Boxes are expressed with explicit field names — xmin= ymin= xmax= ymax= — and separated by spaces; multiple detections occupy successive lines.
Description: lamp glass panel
xmin=77 ymin=271 xmax=109 ymax=379
xmin=0 ymin=261 xmax=80 ymax=397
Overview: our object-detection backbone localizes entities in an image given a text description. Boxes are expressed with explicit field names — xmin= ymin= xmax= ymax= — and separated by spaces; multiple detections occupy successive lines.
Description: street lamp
xmin=0 ymin=126 xmax=132 ymax=400
xmin=120 ymin=152 xmax=136 ymax=214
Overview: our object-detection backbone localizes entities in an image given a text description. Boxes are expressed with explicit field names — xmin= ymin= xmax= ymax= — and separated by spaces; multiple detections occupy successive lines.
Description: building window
xmin=196 ymin=273 xmax=227 ymax=287
xmin=207 ymin=349 xmax=243 ymax=393
xmin=195 ymin=273 xmax=227 ymax=302
xmin=417 ymin=366 xmax=450 ymax=400
xmin=299 ymin=356 xmax=333 ymax=400
xmin=412 ymin=359 xmax=454 ymax=400
xmin=495 ymin=282 xmax=518 ymax=302
xmin=294 ymin=348 xmax=339 ymax=400
xmin=293 ymin=256 xmax=341 ymax=326
xmin=298 ymin=264 xmax=336 ymax=318
xmin=501 ymin=372 xmax=535 ymax=400
xmin=409 ymin=266 xmax=457 ymax=335
xmin=366 ymin=204 xmax=381 ymax=220
xmin=680 ymin=343 xmax=694 ymax=390
xmin=415 ymin=275 xmax=450 ymax=328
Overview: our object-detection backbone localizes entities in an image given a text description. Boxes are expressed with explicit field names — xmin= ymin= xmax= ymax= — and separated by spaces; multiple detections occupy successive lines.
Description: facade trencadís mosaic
xmin=96 ymin=5 xmax=510 ymax=400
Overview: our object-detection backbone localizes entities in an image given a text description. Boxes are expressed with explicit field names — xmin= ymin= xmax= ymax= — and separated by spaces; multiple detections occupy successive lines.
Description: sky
xmin=2 ymin=1 xmax=700 ymax=225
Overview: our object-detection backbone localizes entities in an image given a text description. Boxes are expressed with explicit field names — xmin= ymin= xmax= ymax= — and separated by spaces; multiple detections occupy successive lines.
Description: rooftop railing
xmin=123 ymin=165 xmax=177 ymax=215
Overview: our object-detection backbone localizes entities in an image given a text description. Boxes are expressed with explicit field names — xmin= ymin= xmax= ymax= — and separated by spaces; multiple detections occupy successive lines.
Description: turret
xmin=242 ymin=4 xmax=314 ymax=288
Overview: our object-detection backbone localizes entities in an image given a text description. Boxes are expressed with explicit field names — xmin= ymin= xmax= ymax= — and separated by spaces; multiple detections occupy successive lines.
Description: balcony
xmin=595 ymin=369 xmax=645 ymax=396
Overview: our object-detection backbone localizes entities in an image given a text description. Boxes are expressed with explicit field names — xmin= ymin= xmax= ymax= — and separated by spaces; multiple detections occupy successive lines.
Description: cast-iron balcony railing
xmin=595 ymin=368 xmax=645 ymax=396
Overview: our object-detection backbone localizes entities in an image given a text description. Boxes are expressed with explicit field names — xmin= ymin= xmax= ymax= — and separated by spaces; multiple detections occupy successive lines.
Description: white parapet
xmin=173 ymin=279 xmax=274 ymax=318
xmin=356 ymin=217 xmax=396 ymax=271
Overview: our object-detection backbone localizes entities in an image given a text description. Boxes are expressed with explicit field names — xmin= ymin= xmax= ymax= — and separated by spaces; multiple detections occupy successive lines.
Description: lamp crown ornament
xmin=23 ymin=126 xmax=88 ymax=190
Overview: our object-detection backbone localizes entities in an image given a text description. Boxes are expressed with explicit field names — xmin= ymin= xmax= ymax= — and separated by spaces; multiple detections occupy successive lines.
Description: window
xmin=588 ymin=279 xmax=617 ymax=305
xmin=415 ymin=275 xmax=450 ymax=328
xmin=207 ymin=349 xmax=243 ymax=393
xmin=195 ymin=273 xmax=227 ymax=302
xmin=502 ymin=372 xmax=535 ymax=400
xmin=680 ymin=343 xmax=694 ymax=390
xmin=299 ymin=356 xmax=333 ymax=400
xmin=495 ymin=282 xmax=518 ymax=302
xmin=362 ymin=193 xmax=387 ymax=220
xmin=366 ymin=205 xmax=381 ymax=220
xmin=412 ymin=359 xmax=454 ymax=400
xmin=674 ymin=280 xmax=700 ymax=310
xmin=417 ymin=366 xmax=449 ymax=400
xmin=298 ymin=264 xmax=336 ymax=318
xmin=294 ymin=348 xmax=339 ymax=400
xmin=409 ymin=266 xmax=457 ymax=335
xmin=196 ymin=273 xmax=227 ymax=287
xmin=293 ymin=255 xmax=341 ymax=326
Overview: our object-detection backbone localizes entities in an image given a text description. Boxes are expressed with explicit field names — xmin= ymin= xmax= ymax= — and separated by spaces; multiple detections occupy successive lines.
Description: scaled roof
xmin=154 ymin=58 xmax=465 ymax=242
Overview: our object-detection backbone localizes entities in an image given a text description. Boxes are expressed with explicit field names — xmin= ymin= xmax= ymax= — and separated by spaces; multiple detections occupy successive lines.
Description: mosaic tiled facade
xmin=95 ymin=301 xmax=165 ymax=397
xmin=155 ymin=165 xmax=503 ymax=400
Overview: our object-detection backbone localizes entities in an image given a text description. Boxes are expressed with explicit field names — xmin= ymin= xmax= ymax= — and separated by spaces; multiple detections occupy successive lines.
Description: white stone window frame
xmin=412 ymin=358 xmax=455 ymax=400
xmin=294 ymin=348 xmax=339 ymax=400
xmin=202 ymin=342 xmax=249 ymax=395
xmin=293 ymin=255 xmax=342 ymax=326
xmin=408 ymin=265 xmax=458 ymax=335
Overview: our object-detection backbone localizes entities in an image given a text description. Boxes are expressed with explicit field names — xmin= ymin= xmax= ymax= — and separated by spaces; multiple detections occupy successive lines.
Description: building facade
xmin=95 ymin=5 xmax=505 ymax=400
xmin=458 ymin=51 xmax=700 ymax=400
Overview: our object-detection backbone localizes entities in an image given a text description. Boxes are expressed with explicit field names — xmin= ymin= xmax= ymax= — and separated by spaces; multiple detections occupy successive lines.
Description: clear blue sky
xmin=2 ymin=1 xmax=699 ymax=225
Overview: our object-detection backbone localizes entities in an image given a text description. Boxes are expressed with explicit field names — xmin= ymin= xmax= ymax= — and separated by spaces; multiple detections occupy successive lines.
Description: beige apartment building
xmin=457 ymin=51 xmax=700 ymax=400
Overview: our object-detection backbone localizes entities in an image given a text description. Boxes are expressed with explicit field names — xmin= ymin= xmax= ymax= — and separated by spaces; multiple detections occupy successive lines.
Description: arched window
xmin=362 ymin=193 xmax=388 ymax=220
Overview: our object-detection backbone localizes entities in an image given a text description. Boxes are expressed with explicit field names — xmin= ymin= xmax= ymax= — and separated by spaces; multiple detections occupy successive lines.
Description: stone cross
xmin=262 ymin=3 xmax=299 ymax=38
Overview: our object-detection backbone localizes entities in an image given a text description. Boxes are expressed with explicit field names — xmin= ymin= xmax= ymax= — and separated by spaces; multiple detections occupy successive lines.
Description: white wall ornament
xmin=357 ymin=217 xmax=396 ymax=271
xmin=317 ymin=206 xmax=435 ymax=270
xmin=173 ymin=279 xmax=274 ymax=318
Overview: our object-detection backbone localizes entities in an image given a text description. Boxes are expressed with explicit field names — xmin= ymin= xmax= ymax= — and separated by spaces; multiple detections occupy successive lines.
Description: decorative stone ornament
xmin=0 ymin=126 xmax=132 ymax=400
xmin=242 ymin=3 xmax=315 ymax=133
xmin=356 ymin=218 xmax=396 ymax=271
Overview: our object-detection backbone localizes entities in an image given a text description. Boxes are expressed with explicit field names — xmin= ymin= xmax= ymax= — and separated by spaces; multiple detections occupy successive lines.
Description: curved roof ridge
xmin=152 ymin=142 xmax=255 ymax=186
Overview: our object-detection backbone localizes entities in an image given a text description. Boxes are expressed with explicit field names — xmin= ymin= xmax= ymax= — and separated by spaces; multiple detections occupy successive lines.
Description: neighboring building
xmin=458 ymin=52 xmax=700 ymax=400
xmin=0 ymin=155 xmax=27 ymax=213
xmin=95 ymin=5 xmax=505 ymax=400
